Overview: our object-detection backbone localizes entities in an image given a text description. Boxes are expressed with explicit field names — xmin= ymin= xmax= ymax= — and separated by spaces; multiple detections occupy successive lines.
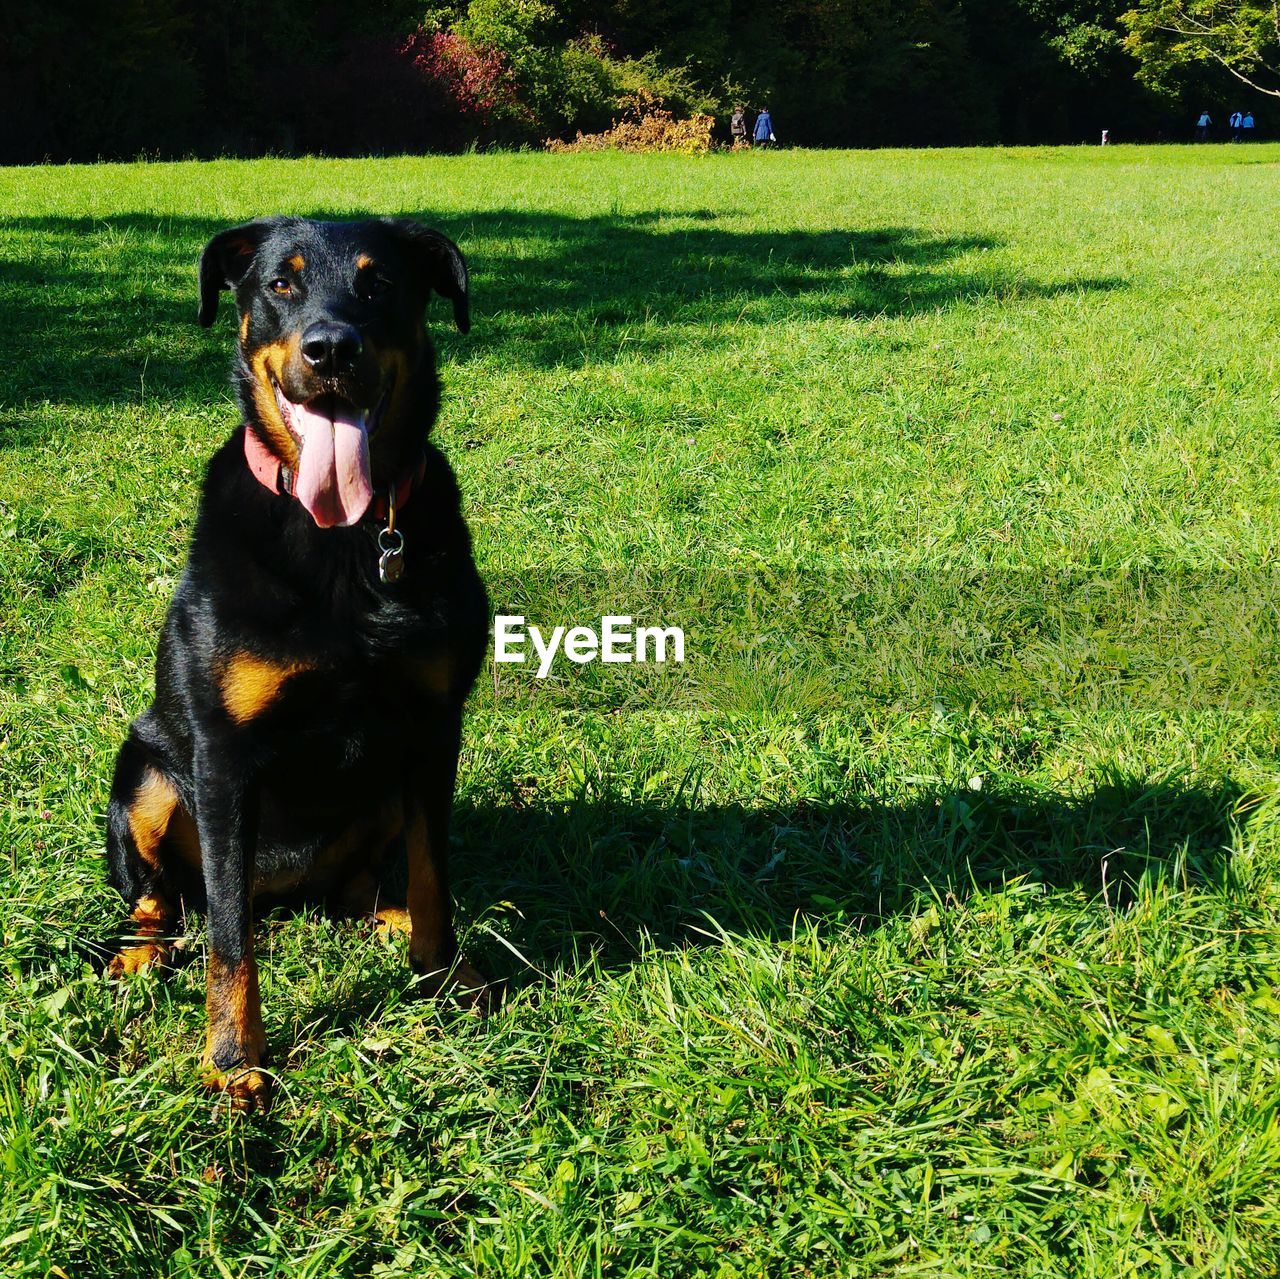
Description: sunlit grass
xmin=2 ymin=146 xmax=1279 ymax=1277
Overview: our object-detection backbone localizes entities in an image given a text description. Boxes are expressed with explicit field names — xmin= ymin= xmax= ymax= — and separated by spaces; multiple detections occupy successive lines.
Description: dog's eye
xmin=358 ymin=275 xmax=392 ymax=300
xmin=269 ymin=278 xmax=292 ymax=296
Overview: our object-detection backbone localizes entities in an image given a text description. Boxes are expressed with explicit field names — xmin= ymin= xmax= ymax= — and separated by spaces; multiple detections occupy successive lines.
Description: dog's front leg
xmin=405 ymin=713 xmax=493 ymax=1012
xmin=194 ymin=736 xmax=270 ymax=1111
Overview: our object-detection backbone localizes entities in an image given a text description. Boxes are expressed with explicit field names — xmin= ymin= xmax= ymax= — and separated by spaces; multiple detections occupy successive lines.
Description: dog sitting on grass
xmin=105 ymin=216 xmax=491 ymax=1111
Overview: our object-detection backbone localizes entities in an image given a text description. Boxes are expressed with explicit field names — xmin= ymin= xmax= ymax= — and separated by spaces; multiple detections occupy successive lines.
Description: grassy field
xmin=3 ymin=145 xmax=1280 ymax=1277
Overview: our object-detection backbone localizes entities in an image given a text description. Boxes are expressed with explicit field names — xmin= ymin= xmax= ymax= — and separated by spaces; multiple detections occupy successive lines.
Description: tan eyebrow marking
xmin=356 ymin=254 xmax=374 ymax=270
xmin=287 ymin=253 xmax=305 ymax=271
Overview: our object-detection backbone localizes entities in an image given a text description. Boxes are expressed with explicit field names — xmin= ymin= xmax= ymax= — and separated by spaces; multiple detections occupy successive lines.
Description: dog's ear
xmin=380 ymin=219 xmax=470 ymax=334
xmin=197 ymin=219 xmax=281 ymax=327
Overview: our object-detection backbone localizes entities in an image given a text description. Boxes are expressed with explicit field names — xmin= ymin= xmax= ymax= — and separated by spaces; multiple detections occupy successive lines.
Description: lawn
xmin=2 ymin=145 xmax=1280 ymax=1277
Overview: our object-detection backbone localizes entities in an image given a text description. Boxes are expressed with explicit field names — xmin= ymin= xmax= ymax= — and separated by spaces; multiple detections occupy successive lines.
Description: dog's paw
xmin=203 ymin=1063 xmax=273 ymax=1113
xmin=371 ymin=907 xmax=412 ymax=938
xmin=107 ymin=942 xmax=170 ymax=978
xmin=412 ymin=957 xmax=500 ymax=1015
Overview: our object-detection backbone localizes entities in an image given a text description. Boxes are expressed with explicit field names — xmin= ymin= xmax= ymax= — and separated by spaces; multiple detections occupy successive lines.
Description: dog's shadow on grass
xmin=84 ymin=771 xmax=1253 ymax=1056
xmin=2 ymin=208 xmax=1125 ymax=428
xmin=255 ymin=769 xmax=1253 ymax=1048
xmin=447 ymin=771 xmax=1251 ymax=988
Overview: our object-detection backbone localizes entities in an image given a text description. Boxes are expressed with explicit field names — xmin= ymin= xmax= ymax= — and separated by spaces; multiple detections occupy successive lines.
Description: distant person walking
xmin=1195 ymin=110 xmax=1212 ymax=141
xmin=730 ymin=106 xmax=749 ymax=148
xmin=1243 ymin=110 xmax=1256 ymax=139
xmin=1230 ymin=110 xmax=1243 ymax=141
xmin=754 ymin=107 xmax=775 ymax=148
xmin=1100 ymin=129 xmax=1110 ymax=146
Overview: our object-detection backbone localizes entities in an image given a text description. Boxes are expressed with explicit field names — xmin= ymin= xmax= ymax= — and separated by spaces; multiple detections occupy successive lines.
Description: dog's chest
xmin=241 ymin=647 xmax=449 ymax=826
xmin=251 ymin=639 xmax=452 ymax=734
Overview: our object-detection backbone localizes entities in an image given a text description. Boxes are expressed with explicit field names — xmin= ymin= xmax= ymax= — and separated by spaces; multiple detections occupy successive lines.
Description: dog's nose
xmin=299 ymin=322 xmax=362 ymax=375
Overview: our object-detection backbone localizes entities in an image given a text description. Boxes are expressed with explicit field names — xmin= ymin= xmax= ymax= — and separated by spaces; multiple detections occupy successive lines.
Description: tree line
xmin=1 ymin=0 xmax=1274 ymax=163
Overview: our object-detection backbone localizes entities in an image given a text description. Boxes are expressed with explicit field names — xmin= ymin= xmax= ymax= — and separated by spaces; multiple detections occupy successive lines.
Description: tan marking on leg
xmin=404 ymin=804 xmax=445 ymax=972
xmin=125 ymin=766 xmax=200 ymax=872
xmin=127 ymin=769 xmax=178 ymax=870
xmin=239 ymin=312 xmax=250 ymax=343
xmin=218 ymin=650 xmax=313 ymax=724
xmin=109 ymin=892 xmax=176 ymax=977
xmin=404 ymin=803 xmax=493 ymax=1011
xmin=203 ymin=951 xmax=270 ymax=1111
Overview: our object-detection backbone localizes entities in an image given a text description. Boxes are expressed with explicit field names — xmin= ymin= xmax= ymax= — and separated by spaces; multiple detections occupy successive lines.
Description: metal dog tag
xmin=378 ymin=528 xmax=405 ymax=584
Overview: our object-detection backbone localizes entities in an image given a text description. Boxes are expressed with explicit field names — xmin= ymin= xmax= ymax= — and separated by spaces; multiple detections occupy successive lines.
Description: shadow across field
xmin=250 ymin=770 xmax=1250 ymax=1040
xmin=2 ymin=208 xmax=1123 ymax=430
xmin=82 ymin=772 xmax=1245 ymax=1034
xmin=442 ymin=770 xmax=1246 ymax=987
xmin=430 ymin=208 xmax=1124 ymax=369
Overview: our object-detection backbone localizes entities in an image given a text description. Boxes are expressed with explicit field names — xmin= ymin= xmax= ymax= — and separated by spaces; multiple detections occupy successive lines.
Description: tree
xmin=1122 ymin=0 xmax=1280 ymax=98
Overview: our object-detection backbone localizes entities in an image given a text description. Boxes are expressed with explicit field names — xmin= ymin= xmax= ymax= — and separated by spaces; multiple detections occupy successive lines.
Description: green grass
xmin=3 ymin=145 xmax=1280 ymax=1277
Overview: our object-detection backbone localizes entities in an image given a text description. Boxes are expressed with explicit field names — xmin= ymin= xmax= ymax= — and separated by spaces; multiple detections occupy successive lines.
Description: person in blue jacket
xmin=754 ymin=107 xmax=775 ymax=148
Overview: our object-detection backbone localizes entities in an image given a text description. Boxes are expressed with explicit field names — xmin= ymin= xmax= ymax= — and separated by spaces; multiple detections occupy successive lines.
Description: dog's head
xmin=197 ymin=216 xmax=468 ymax=528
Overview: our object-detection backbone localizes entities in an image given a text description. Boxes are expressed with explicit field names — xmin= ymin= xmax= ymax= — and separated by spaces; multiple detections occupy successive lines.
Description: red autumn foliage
xmin=400 ymin=31 xmax=533 ymax=131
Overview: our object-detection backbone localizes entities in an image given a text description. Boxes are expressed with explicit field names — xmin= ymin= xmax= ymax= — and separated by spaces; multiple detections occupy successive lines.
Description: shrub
xmin=545 ymin=91 xmax=715 ymax=153
xmin=558 ymin=35 xmax=627 ymax=134
xmin=605 ymin=53 xmax=721 ymax=121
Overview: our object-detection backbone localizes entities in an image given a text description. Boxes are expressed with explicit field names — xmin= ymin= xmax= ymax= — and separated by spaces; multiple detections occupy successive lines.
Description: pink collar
xmin=242 ymin=426 xmax=426 ymax=521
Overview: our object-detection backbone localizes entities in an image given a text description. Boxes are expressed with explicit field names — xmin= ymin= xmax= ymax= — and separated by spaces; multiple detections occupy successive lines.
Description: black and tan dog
xmin=105 ymin=216 xmax=490 ymax=1110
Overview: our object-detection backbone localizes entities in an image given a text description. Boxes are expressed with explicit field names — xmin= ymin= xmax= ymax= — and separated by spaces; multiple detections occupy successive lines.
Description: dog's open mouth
xmin=273 ymin=382 xmax=386 ymax=529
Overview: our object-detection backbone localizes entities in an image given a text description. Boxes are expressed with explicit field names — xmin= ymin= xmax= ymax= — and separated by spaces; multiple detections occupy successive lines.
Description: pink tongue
xmin=291 ymin=400 xmax=373 ymax=528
